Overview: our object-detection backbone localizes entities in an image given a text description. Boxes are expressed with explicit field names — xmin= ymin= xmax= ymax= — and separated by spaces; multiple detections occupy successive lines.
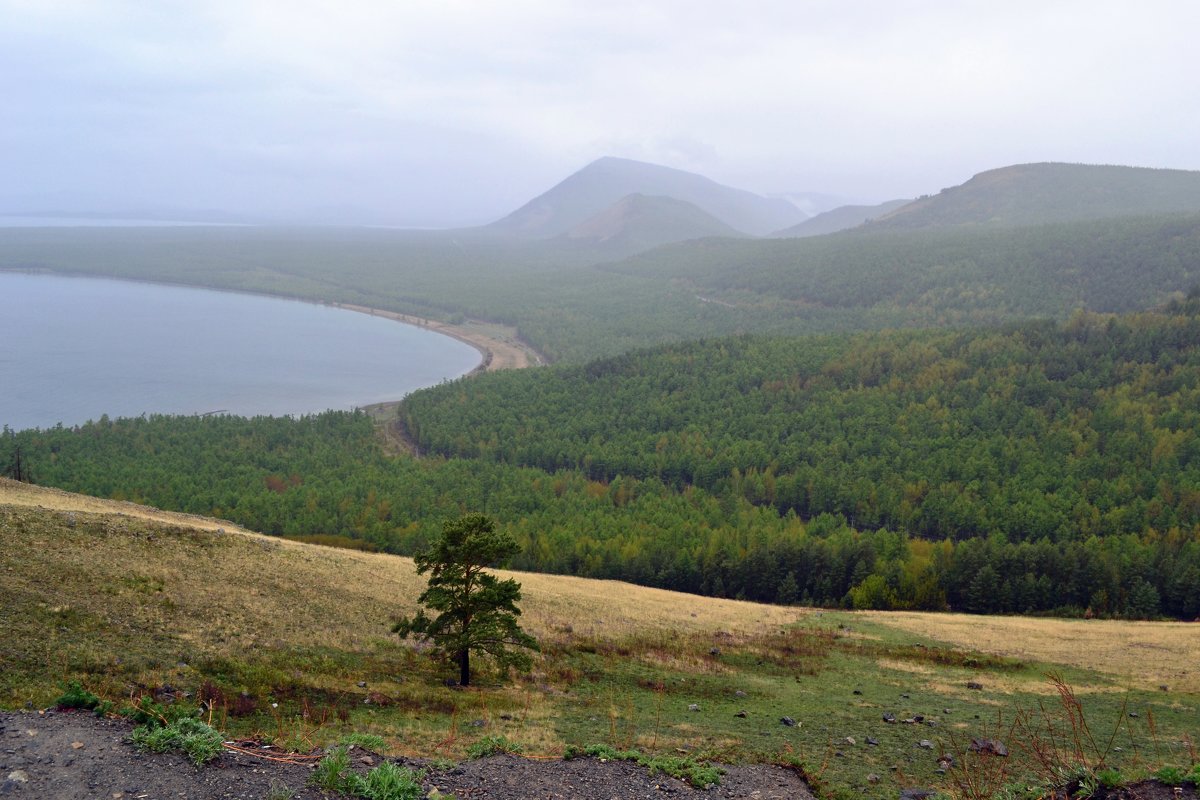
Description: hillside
xmin=872 ymin=162 xmax=1200 ymax=229
xmin=771 ymin=198 xmax=910 ymax=237
xmin=489 ymin=156 xmax=803 ymax=237
xmin=561 ymin=193 xmax=744 ymax=253
xmin=3 ymin=479 xmax=1197 ymax=800
xmin=400 ymin=306 xmax=1200 ymax=616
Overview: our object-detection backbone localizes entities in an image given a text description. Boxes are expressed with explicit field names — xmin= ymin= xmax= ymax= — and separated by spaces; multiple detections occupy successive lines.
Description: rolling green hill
xmin=771 ymin=198 xmax=910 ymax=237
xmin=871 ymin=162 xmax=1200 ymax=229
xmin=560 ymin=193 xmax=745 ymax=254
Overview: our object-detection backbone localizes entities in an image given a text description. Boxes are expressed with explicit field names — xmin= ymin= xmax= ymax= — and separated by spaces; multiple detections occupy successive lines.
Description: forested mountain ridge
xmin=771 ymin=198 xmax=910 ymax=237
xmin=869 ymin=162 xmax=1200 ymax=229
xmin=488 ymin=156 xmax=804 ymax=236
xmin=559 ymin=193 xmax=744 ymax=254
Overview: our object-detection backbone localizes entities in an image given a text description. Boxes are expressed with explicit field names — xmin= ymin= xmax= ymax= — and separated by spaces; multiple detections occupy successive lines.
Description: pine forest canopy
xmin=8 ymin=302 xmax=1200 ymax=619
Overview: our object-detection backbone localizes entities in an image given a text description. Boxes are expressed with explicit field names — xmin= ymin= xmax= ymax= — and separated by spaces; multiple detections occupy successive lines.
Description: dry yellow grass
xmin=0 ymin=477 xmax=804 ymax=655
xmin=863 ymin=610 xmax=1200 ymax=693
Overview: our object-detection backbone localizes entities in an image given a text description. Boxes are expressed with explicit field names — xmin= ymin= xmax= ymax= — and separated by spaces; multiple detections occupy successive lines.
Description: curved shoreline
xmin=332 ymin=302 xmax=545 ymax=374
xmin=0 ymin=269 xmax=547 ymax=426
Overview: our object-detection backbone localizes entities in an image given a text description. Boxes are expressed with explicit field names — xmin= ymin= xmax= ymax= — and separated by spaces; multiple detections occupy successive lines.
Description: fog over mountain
xmin=2 ymin=2 xmax=1199 ymax=227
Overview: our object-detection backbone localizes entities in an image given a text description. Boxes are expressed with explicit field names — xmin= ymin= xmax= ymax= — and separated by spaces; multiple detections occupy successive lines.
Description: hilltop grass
xmin=2 ymin=483 xmax=1197 ymax=799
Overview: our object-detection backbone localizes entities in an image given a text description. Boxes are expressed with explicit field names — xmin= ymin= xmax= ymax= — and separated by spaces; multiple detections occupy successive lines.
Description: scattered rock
xmin=882 ymin=712 xmax=896 ymax=723
xmin=709 ymin=648 xmax=721 ymax=656
xmin=6 ymin=770 xmax=29 ymax=784
xmin=734 ymin=710 xmax=747 ymax=718
xmin=1160 ymin=685 xmax=1170 ymax=692
xmin=866 ymin=737 xmax=879 ymax=746
xmin=356 ymin=681 xmax=367 ymax=688
xmin=734 ymin=690 xmax=747 ymax=697
xmin=469 ymin=719 xmax=486 ymax=728
xmin=687 ymin=704 xmax=700 ymax=712
xmin=780 ymin=716 xmax=797 ymax=727
xmin=1128 ymin=711 xmax=1139 ymax=718
xmin=866 ymin=773 xmax=880 ymax=784
xmin=966 ymin=681 xmax=983 ymax=690
xmin=969 ymin=738 xmax=1009 ymax=757
xmin=938 ymin=755 xmax=955 ymax=770
xmin=843 ymin=736 xmax=856 ymax=746
xmin=852 ymin=689 xmax=862 ymax=695
xmin=900 ymin=789 xmax=936 ymax=800
xmin=900 ymin=693 xmax=910 ymax=699
xmin=918 ymin=740 xmax=934 ymax=750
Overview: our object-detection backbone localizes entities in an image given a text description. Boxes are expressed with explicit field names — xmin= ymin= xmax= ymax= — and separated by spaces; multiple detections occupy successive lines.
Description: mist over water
xmin=0 ymin=273 xmax=481 ymax=430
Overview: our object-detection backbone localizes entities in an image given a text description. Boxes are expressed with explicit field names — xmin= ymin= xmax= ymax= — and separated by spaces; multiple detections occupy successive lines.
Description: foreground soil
xmin=0 ymin=711 xmax=815 ymax=799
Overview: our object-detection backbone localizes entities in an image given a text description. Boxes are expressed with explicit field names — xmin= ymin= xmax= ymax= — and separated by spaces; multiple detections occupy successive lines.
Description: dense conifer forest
xmin=8 ymin=300 xmax=1200 ymax=619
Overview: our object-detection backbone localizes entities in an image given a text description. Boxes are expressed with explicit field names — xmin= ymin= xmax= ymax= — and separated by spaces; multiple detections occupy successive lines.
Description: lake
xmin=0 ymin=272 xmax=481 ymax=430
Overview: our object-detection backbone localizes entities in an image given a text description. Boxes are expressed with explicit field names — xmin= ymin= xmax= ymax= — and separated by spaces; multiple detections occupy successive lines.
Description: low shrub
xmin=130 ymin=717 xmax=224 ymax=765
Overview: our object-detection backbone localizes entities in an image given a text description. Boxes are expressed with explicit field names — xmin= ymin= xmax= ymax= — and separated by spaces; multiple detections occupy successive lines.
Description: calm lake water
xmin=0 ymin=273 xmax=481 ymax=430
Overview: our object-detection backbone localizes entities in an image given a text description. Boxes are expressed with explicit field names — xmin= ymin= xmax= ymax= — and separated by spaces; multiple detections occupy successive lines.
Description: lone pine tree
xmin=393 ymin=513 xmax=537 ymax=686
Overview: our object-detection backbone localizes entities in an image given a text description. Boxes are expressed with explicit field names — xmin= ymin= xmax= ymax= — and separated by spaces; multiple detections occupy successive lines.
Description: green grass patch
xmin=130 ymin=717 xmax=224 ymax=765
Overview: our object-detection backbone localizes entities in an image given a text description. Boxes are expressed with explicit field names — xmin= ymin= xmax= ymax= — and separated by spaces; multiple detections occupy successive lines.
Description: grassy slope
xmin=3 ymin=477 xmax=1197 ymax=799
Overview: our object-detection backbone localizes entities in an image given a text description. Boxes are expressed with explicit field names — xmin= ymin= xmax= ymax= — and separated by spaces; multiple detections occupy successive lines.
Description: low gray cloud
xmin=3 ymin=0 xmax=1197 ymax=225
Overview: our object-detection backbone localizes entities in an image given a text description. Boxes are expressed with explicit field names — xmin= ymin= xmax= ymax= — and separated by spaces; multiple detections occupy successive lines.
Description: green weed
xmin=309 ymin=746 xmax=425 ymax=800
xmin=466 ymin=735 xmax=523 ymax=759
xmin=130 ymin=717 xmax=224 ymax=765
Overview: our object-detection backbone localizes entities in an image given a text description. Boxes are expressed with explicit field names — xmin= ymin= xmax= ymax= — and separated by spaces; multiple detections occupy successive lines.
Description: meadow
xmin=3 ymin=478 xmax=1196 ymax=799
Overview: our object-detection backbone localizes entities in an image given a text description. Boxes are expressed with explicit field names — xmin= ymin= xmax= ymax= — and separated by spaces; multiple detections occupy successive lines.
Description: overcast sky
xmin=3 ymin=1 xmax=1198 ymax=226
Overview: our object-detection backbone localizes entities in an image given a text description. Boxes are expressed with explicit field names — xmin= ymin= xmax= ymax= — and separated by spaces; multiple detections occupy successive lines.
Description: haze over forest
xmin=4 ymin=1 xmax=1200 ymax=227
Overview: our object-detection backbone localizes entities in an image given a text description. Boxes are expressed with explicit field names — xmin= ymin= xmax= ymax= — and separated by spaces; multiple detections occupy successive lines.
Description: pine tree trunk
xmin=459 ymin=649 xmax=470 ymax=687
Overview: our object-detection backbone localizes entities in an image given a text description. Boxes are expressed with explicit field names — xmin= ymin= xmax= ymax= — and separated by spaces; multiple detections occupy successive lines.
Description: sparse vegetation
xmin=3 ymin=481 xmax=1198 ymax=799
xmin=130 ymin=717 xmax=224 ymax=766
xmin=310 ymin=746 xmax=425 ymax=800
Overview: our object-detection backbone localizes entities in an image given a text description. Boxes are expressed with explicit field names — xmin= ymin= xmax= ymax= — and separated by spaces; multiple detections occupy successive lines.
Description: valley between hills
xmin=3 ymin=156 xmax=1200 ymax=799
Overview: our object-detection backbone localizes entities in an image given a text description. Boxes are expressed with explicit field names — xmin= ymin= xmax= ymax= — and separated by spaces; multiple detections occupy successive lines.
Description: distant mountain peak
xmin=490 ymin=157 xmax=803 ymax=237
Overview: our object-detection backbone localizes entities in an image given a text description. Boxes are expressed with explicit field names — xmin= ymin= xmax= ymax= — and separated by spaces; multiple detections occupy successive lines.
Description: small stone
xmin=734 ymin=690 xmax=747 ymax=697
xmin=918 ymin=740 xmax=934 ymax=749
xmin=688 ymin=704 xmax=701 ymax=712
xmin=900 ymin=789 xmax=936 ymax=800
xmin=780 ymin=716 xmax=797 ymax=727
xmin=709 ymin=648 xmax=721 ymax=656
xmin=844 ymin=736 xmax=856 ymax=745
xmin=1160 ymin=685 xmax=1169 ymax=692
xmin=852 ymin=689 xmax=862 ymax=695
xmin=866 ymin=737 xmax=879 ymax=746
xmin=966 ymin=681 xmax=983 ymax=690
xmin=469 ymin=719 xmax=486 ymax=727
xmin=734 ymin=710 xmax=747 ymax=718
xmin=6 ymin=770 xmax=29 ymax=784
xmin=943 ymin=708 xmax=951 ymax=714
xmin=357 ymin=681 xmax=367 ymax=688
xmin=358 ymin=756 xmax=374 ymax=766
xmin=71 ymin=741 xmax=84 ymax=749
xmin=1128 ymin=712 xmax=1139 ymax=718
xmin=866 ymin=773 xmax=880 ymax=784
xmin=900 ymin=693 xmax=910 ymax=699
xmin=882 ymin=712 xmax=896 ymax=723
xmin=834 ymin=750 xmax=845 ymax=757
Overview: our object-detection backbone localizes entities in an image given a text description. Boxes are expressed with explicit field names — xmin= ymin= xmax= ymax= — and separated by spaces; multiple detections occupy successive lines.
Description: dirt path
xmin=0 ymin=711 xmax=815 ymax=799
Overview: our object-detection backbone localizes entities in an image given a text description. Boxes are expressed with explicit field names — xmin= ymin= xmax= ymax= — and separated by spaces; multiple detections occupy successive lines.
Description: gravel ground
xmin=0 ymin=711 xmax=815 ymax=799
